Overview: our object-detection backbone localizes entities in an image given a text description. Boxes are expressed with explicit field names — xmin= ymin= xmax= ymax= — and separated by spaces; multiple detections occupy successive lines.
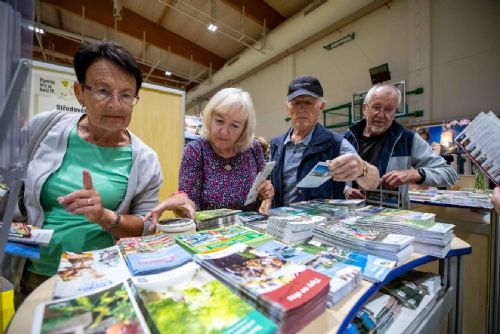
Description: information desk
xmin=8 ymin=238 xmax=471 ymax=334
xmin=411 ymin=196 xmax=497 ymax=334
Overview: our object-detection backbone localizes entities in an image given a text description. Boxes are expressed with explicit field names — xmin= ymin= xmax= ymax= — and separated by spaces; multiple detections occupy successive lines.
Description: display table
xmin=8 ymin=238 xmax=471 ymax=334
xmin=411 ymin=194 xmax=497 ymax=334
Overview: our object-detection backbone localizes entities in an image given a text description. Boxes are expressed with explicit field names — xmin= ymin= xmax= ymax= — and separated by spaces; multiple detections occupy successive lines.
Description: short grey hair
xmin=364 ymin=83 xmax=402 ymax=106
xmin=200 ymin=87 xmax=256 ymax=152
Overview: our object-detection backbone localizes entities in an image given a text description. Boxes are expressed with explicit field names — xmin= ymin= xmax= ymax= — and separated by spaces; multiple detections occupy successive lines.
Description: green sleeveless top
xmin=27 ymin=126 xmax=132 ymax=276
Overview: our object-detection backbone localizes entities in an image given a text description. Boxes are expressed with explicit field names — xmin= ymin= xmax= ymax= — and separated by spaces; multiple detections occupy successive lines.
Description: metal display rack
xmin=0 ymin=0 xmax=33 ymax=266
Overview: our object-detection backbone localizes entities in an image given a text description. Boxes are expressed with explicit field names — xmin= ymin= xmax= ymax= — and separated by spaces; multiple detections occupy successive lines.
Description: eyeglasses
xmin=82 ymin=83 xmax=139 ymax=106
xmin=368 ymin=103 xmax=397 ymax=115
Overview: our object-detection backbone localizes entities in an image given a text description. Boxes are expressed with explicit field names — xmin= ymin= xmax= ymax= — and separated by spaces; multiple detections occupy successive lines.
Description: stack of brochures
xmin=133 ymin=262 xmax=277 ymax=334
xmin=313 ymin=219 xmax=414 ymax=263
xmin=5 ymin=223 xmax=54 ymax=259
xmin=249 ymin=239 xmax=360 ymax=306
xmin=117 ymin=233 xmax=192 ymax=276
xmin=236 ymin=211 xmax=269 ymax=233
xmin=354 ymin=205 xmax=385 ymax=217
xmin=356 ymin=209 xmax=455 ymax=258
xmin=195 ymin=242 xmax=331 ymax=334
xmin=298 ymin=240 xmax=395 ymax=283
xmin=290 ymin=200 xmax=349 ymax=218
xmin=195 ymin=208 xmax=242 ymax=230
xmin=266 ymin=214 xmax=325 ymax=244
xmin=175 ymin=225 xmax=271 ymax=254
xmin=349 ymin=271 xmax=442 ymax=334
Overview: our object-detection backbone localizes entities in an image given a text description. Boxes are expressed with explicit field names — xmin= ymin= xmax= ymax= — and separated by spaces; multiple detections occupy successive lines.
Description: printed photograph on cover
xmin=55 ymin=246 xmax=129 ymax=298
xmin=175 ymin=225 xmax=268 ymax=254
xmin=117 ymin=234 xmax=192 ymax=276
xmin=134 ymin=264 xmax=277 ymax=334
xmin=195 ymin=208 xmax=241 ymax=221
xmin=203 ymin=245 xmax=305 ymax=294
xmin=9 ymin=222 xmax=31 ymax=237
xmin=33 ymin=282 xmax=146 ymax=334
xmin=254 ymin=240 xmax=316 ymax=264
xmin=296 ymin=162 xmax=331 ymax=188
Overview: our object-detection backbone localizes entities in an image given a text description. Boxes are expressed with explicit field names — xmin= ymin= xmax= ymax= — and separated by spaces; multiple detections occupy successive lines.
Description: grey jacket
xmin=5 ymin=111 xmax=162 ymax=288
xmin=345 ymin=119 xmax=458 ymax=208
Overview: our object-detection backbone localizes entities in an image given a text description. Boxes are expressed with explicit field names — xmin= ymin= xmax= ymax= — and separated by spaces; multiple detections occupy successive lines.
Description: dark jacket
xmin=270 ymin=123 xmax=346 ymax=207
xmin=344 ymin=119 xmax=457 ymax=207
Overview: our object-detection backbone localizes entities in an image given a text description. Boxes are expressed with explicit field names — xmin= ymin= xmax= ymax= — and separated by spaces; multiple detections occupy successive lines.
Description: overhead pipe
xmin=187 ymin=0 xmax=391 ymax=107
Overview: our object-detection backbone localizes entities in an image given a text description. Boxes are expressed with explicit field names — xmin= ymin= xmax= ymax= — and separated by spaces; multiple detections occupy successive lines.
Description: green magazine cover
xmin=175 ymin=225 xmax=271 ymax=254
xmin=134 ymin=263 xmax=277 ymax=334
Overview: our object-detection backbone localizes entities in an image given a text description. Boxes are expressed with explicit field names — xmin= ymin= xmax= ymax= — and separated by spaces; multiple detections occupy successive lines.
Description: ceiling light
xmin=208 ymin=23 xmax=218 ymax=32
xmin=28 ymin=25 xmax=44 ymax=34
xmin=165 ymin=71 xmax=172 ymax=76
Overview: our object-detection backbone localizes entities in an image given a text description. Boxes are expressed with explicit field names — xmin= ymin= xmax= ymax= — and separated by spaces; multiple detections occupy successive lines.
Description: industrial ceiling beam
xmin=42 ymin=0 xmax=226 ymax=70
xmin=221 ymin=0 xmax=285 ymax=30
xmin=33 ymin=31 xmax=192 ymax=89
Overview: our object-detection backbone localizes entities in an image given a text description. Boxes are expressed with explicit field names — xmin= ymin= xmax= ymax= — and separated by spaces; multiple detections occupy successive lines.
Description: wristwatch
xmin=416 ymin=168 xmax=426 ymax=184
xmin=358 ymin=162 xmax=368 ymax=178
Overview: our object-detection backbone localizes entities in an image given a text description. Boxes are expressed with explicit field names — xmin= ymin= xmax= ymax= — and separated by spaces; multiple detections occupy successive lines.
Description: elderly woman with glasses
xmin=11 ymin=40 xmax=193 ymax=304
xmin=144 ymin=88 xmax=274 ymax=227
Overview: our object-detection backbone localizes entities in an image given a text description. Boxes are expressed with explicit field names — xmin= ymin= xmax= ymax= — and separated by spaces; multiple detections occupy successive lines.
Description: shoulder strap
xmin=27 ymin=111 xmax=66 ymax=162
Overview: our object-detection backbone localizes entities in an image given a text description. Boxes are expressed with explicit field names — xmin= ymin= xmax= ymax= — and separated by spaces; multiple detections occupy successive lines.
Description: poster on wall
xmin=32 ymin=63 xmax=85 ymax=115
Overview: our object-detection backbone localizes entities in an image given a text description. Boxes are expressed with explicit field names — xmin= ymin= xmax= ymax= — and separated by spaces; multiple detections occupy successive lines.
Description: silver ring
xmin=87 ymin=198 xmax=93 ymax=206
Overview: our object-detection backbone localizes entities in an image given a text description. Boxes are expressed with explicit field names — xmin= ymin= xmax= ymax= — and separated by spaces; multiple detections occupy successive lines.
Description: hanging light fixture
xmin=207 ymin=0 xmax=217 ymax=32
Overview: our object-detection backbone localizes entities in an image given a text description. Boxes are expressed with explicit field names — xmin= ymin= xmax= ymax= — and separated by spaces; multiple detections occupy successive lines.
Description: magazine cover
xmin=32 ymin=282 xmax=148 ymax=334
xmin=8 ymin=227 xmax=53 ymax=246
xmin=175 ymin=225 xmax=270 ymax=254
xmin=117 ymin=233 xmax=192 ymax=276
xmin=8 ymin=222 xmax=31 ymax=237
xmin=134 ymin=263 xmax=277 ymax=334
xmin=253 ymin=240 xmax=316 ymax=265
xmin=195 ymin=209 xmax=242 ymax=221
xmin=373 ymin=209 xmax=435 ymax=223
xmin=196 ymin=243 xmax=330 ymax=307
xmin=54 ymin=246 xmax=130 ymax=299
xmin=302 ymin=252 xmax=362 ymax=305
xmin=298 ymin=241 xmax=394 ymax=282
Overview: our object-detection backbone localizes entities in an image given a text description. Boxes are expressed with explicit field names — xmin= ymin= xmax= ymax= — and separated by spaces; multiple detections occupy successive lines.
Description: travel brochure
xmin=455 ymin=111 xmax=500 ymax=186
xmin=313 ymin=219 xmax=414 ymax=262
xmin=296 ymin=162 xmax=331 ymax=188
xmin=175 ymin=225 xmax=271 ymax=254
xmin=244 ymin=161 xmax=276 ymax=206
xmin=54 ymin=246 xmax=129 ymax=299
xmin=134 ymin=262 xmax=277 ymax=334
xmin=195 ymin=242 xmax=331 ymax=333
xmin=32 ymin=282 xmax=148 ymax=334
xmin=356 ymin=209 xmax=454 ymax=258
xmin=195 ymin=208 xmax=241 ymax=230
xmin=409 ymin=189 xmax=493 ymax=209
xmin=117 ymin=233 xmax=192 ymax=276
xmin=25 ymin=199 xmax=459 ymax=333
xmin=300 ymin=240 xmax=395 ymax=283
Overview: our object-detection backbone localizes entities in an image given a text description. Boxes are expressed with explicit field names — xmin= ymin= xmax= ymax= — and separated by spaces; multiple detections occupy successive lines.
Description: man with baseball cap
xmin=270 ymin=76 xmax=379 ymax=206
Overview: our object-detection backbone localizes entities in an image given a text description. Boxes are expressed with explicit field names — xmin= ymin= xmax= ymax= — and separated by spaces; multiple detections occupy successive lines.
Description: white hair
xmin=364 ymin=83 xmax=402 ymax=106
xmin=200 ymin=87 xmax=256 ymax=152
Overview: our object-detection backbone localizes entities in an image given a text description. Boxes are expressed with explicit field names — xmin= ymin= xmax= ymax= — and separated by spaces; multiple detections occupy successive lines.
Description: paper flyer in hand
xmin=296 ymin=162 xmax=331 ymax=188
xmin=244 ymin=161 xmax=276 ymax=205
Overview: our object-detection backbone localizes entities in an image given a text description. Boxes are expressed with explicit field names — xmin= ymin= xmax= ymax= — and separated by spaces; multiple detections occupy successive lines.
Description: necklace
xmin=224 ymin=164 xmax=232 ymax=171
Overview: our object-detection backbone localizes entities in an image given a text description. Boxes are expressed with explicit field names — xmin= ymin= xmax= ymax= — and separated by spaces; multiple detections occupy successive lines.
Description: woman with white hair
xmin=144 ymin=88 xmax=274 ymax=225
